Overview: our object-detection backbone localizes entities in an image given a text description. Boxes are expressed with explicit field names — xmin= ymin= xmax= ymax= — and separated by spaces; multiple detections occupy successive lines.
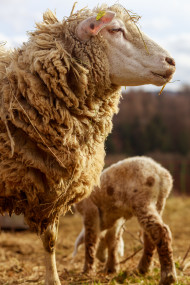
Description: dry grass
xmin=0 ymin=196 xmax=190 ymax=284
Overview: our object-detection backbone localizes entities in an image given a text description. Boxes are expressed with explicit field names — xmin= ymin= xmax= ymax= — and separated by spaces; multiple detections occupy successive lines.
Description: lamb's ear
xmin=76 ymin=11 xmax=115 ymax=41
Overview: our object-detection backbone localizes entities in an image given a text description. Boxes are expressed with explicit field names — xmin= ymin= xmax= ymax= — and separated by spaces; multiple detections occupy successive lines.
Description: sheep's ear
xmin=76 ymin=11 xmax=115 ymax=41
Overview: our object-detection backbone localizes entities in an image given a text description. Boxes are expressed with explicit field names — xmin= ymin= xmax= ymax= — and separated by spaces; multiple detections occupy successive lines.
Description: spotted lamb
xmin=75 ymin=157 xmax=177 ymax=285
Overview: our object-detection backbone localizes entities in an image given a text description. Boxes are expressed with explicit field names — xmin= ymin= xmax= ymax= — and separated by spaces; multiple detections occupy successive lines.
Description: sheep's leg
xmin=135 ymin=206 xmax=176 ymax=285
xmin=104 ymin=220 xmax=124 ymax=273
xmin=138 ymin=232 xmax=156 ymax=274
xmin=83 ymin=204 xmax=99 ymax=273
xmin=41 ymin=220 xmax=61 ymax=285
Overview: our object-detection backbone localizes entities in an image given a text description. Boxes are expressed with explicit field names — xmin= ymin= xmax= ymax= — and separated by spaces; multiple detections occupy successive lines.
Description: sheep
xmin=0 ymin=4 xmax=175 ymax=285
xmin=75 ymin=156 xmax=177 ymax=285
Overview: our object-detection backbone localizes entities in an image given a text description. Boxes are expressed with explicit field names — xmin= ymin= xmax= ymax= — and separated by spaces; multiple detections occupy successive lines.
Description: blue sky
xmin=1 ymin=0 xmax=190 ymax=91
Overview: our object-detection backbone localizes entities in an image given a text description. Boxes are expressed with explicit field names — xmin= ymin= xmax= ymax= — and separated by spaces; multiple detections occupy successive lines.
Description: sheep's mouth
xmin=151 ymin=72 xmax=168 ymax=80
xmin=151 ymin=69 xmax=174 ymax=81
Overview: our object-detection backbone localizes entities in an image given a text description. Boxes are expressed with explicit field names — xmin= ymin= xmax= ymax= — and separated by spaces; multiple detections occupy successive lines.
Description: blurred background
xmin=1 ymin=0 xmax=190 ymax=195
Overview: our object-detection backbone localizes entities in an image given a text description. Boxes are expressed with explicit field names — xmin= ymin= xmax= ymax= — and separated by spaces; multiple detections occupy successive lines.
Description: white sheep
xmin=0 ymin=4 xmax=175 ymax=285
xmin=75 ymin=156 xmax=177 ymax=285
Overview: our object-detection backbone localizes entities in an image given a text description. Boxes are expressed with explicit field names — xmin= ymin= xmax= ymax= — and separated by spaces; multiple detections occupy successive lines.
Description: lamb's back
xmin=93 ymin=157 xmax=172 ymax=209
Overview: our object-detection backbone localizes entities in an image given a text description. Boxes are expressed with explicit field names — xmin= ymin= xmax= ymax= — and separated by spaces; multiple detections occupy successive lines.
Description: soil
xmin=0 ymin=197 xmax=190 ymax=285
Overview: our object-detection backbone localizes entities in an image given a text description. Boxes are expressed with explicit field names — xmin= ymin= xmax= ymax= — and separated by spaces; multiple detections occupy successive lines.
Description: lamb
xmin=75 ymin=157 xmax=177 ymax=285
xmin=0 ymin=3 xmax=175 ymax=285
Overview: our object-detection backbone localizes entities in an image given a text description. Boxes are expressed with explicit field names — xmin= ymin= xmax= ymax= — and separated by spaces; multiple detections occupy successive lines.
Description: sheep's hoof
xmin=159 ymin=270 xmax=177 ymax=285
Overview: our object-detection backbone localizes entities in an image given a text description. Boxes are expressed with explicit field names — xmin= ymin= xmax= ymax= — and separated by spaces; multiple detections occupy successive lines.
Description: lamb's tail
xmin=156 ymin=169 xmax=173 ymax=215
xmin=72 ymin=227 xmax=85 ymax=257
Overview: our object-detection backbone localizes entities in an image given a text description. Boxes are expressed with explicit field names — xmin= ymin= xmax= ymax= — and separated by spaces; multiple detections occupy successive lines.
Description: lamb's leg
xmin=135 ymin=205 xmax=176 ymax=285
xmin=138 ymin=195 xmax=167 ymax=274
xmin=104 ymin=220 xmax=124 ymax=273
xmin=96 ymin=235 xmax=107 ymax=263
xmin=72 ymin=227 xmax=85 ymax=257
xmin=157 ymin=225 xmax=177 ymax=285
xmin=138 ymin=232 xmax=156 ymax=274
xmin=41 ymin=220 xmax=61 ymax=285
xmin=96 ymin=226 xmax=124 ymax=265
xmin=83 ymin=204 xmax=99 ymax=273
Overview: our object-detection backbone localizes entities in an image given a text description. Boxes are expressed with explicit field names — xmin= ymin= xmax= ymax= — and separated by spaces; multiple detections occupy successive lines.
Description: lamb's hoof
xmin=45 ymin=278 xmax=61 ymax=285
xmin=132 ymin=268 xmax=141 ymax=275
xmin=96 ymin=252 xmax=107 ymax=263
xmin=137 ymin=259 xmax=152 ymax=275
xmin=134 ymin=264 xmax=149 ymax=276
xmin=96 ymin=246 xmax=107 ymax=263
xmin=159 ymin=270 xmax=177 ymax=285
xmin=105 ymin=264 xmax=119 ymax=274
xmin=83 ymin=267 xmax=95 ymax=276
xmin=137 ymin=265 xmax=149 ymax=275
xmin=106 ymin=268 xmax=117 ymax=274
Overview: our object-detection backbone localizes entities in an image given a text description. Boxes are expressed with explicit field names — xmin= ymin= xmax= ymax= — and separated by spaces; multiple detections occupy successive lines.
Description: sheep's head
xmin=76 ymin=5 xmax=176 ymax=87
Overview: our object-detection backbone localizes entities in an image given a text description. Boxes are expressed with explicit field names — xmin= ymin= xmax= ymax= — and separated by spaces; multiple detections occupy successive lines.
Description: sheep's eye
xmin=109 ymin=28 xmax=124 ymax=34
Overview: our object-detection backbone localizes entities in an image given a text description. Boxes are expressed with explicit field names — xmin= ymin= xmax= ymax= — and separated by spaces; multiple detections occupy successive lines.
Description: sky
xmin=0 ymin=0 xmax=190 ymax=92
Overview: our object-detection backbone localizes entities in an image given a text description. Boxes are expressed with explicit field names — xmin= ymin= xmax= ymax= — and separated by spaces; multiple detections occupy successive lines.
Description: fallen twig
xmin=180 ymin=244 xmax=190 ymax=268
xmin=125 ymin=230 xmax=143 ymax=245
xmin=119 ymin=247 xmax=143 ymax=265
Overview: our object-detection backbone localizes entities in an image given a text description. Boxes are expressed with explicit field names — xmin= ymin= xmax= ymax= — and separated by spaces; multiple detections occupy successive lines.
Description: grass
xmin=0 ymin=196 xmax=190 ymax=284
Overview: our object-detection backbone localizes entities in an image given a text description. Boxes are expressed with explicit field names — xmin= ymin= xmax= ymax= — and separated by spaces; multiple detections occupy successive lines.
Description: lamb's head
xmin=76 ymin=5 xmax=175 ymax=87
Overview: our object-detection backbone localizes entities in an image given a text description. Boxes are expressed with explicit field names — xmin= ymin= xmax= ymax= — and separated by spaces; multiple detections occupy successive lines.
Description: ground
xmin=0 ymin=197 xmax=190 ymax=285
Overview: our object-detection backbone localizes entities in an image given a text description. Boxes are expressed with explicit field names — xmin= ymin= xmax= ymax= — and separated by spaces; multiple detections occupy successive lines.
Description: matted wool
xmin=0 ymin=5 xmax=129 ymax=233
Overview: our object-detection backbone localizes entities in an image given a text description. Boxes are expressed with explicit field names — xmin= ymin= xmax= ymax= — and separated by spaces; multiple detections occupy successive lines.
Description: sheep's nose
xmin=165 ymin=57 xmax=175 ymax=67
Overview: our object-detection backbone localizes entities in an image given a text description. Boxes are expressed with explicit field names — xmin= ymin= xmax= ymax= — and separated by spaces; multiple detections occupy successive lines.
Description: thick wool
xmin=0 ymin=7 xmax=122 ymax=233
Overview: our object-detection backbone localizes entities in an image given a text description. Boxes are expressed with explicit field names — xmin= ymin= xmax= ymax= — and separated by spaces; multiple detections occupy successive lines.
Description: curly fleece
xmin=0 ymin=6 xmax=122 ymax=233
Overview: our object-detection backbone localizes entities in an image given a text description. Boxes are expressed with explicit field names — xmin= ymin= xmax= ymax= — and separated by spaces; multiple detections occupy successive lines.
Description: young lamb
xmin=75 ymin=157 xmax=177 ymax=285
xmin=0 ymin=4 xmax=175 ymax=285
